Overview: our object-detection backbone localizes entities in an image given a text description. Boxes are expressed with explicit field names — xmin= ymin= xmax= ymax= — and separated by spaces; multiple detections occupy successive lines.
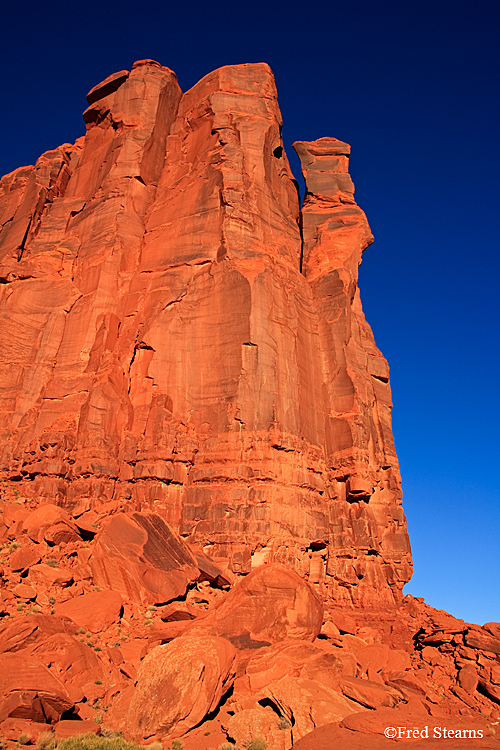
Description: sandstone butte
xmin=0 ymin=60 xmax=498 ymax=750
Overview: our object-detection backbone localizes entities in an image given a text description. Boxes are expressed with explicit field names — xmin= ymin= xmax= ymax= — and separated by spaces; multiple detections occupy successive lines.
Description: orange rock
xmin=197 ymin=563 xmax=323 ymax=648
xmin=28 ymin=633 xmax=105 ymax=701
xmin=223 ymin=706 xmax=288 ymax=750
xmin=245 ymin=640 xmax=343 ymax=692
xmin=9 ymin=545 xmax=41 ymax=572
xmin=483 ymin=622 xmax=500 ymax=639
xmin=0 ymin=614 xmax=74 ymax=653
xmin=90 ymin=512 xmax=199 ymax=606
xmin=55 ymin=720 xmax=101 ymax=738
xmin=55 ymin=590 xmax=123 ymax=633
xmin=0 ymin=60 xmax=411 ymax=609
xmin=0 ymin=652 xmax=73 ymax=722
xmin=22 ymin=505 xmax=80 ymax=544
xmin=292 ymin=721 xmax=499 ymax=749
xmin=328 ymin=612 xmax=357 ymax=635
xmin=465 ymin=629 xmax=500 ymax=655
xmin=458 ymin=664 xmax=479 ymax=693
xmin=28 ymin=563 xmax=73 ymax=588
xmin=12 ymin=583 xmax=36 ymax=600
xmin=339 ymin=676 xmax=398 ymax=709
xmin=127 ymin=634 xmax=237 ymax=738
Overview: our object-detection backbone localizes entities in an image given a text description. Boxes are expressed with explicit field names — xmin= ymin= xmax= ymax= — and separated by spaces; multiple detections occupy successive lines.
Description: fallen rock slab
xmin=90 ymin=512 xmax=200 ymax=606
xmin=127 ymin=634 xmax=236 ymax=739
xmin=197 ymin=563 xmax=323 ymax=648
xmin=0 ymin=652 xmax=73 ymax=722
xmin=55 ymin=590 xmax=123 ymax=633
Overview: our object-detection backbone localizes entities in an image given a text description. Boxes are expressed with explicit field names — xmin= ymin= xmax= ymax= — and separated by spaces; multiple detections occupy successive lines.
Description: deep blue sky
xmin=2 ymin=0 xmax=499 ymax=625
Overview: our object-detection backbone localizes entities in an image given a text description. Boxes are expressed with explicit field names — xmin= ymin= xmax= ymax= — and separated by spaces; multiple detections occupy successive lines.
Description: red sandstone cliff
xmin=0 ymin=59 xmax=410 ymax=609
xmin=1 ymin=59 xmax=498 ymax=750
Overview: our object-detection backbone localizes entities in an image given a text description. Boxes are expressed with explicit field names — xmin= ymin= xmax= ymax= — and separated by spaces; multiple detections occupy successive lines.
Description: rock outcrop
xmin=1 ymin=59 xmax=497 ymax=750
xmin=0 ymin=59 xmax=410 ymax=609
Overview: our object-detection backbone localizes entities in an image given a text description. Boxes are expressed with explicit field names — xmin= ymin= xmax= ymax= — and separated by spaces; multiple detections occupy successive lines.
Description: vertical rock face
xmin=0 ymin=60 xmax=411 ymax=607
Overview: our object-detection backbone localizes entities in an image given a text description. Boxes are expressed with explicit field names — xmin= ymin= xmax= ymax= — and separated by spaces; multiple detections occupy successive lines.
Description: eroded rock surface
xmin=0 ymin=59 xmax=410 ymax=608
xmin=0 ymin=59 xmax=497 ymax=750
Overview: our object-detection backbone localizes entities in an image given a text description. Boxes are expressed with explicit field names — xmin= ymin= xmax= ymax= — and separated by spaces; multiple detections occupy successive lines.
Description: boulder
xmin=199 ymin=563 xmax=323 ymax=648
xmin=224 ymin=706 xmax=288 ymax=750
xmin=127 ymin=634 xmax=236 ymax=738
xmin=0 ymin=652 xmax=73 ymax=722
xmin=90 ymin=512 xmax=200 ymax=606
xmin=339 ymin=676 xmax=399 ymax=709
xmin=22 ymin=505 xmax=80 ymax=544
xmin=55 ymin=590 xmax=123 ymax=632
xmin=9 ymin=544 xmax=41 ymax=572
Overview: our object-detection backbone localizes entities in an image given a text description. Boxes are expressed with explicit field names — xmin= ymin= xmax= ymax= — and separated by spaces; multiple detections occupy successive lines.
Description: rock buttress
xmin=0 ymin=62 xmax=411 ymax=607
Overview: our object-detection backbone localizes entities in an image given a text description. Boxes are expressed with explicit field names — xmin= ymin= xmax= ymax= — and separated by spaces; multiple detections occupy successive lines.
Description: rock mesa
xmin=0 ymin=59 xmax=410 ymax=608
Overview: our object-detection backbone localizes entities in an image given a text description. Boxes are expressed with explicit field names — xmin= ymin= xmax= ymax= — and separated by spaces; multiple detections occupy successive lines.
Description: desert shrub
xmin=57 ymin=733 xmax=147 ymax=750
xmin=220 ymin=744 xmax=235 ymax=750
xmin=37 ymin=731 xmax=56 ymax=750
xmin=246 ymin=739 xmax=267 ymax=750
xmin=17 ymin=734 xmax=31 ymax=745
xmin=46 ymin=559 xmax=58 ymax=568
xmin=277 ymin=717 xmax=291 ymax=731
xmin=171 ymin=742 xmax=182 ymax=750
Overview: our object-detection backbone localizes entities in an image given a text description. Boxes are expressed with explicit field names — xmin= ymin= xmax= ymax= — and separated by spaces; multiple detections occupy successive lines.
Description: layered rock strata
xmin=0 ymin=59 xmax=411 ymax=607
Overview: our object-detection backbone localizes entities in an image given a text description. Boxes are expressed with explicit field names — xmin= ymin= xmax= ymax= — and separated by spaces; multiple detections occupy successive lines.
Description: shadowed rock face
xmin=0 ymin=60 xmax=411 ymax=608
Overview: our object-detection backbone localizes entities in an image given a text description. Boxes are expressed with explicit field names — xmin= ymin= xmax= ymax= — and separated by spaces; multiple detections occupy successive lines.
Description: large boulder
xmin=127 ymin=634 xmax=236 ymax=739
xmin=198 ymin=563 xmax=323 ymax=648
xmin=55 ymin=590 xmax=123 ymax=633
xmin=0 ymin=653 xmax=73 ymax=722
xmin=22 ymin=505 xmax=80 ymax=545
xmin=90 ymin=512 xmax=200 ymax=606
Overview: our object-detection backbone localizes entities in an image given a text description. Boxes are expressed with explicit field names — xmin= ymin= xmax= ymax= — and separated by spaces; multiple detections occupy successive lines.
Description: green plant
xmin=16 ymin=603 xmax=26 ymax=612
xmin=95 ymin=678 xmax=103 ymax=685
xmin=147 ymin=605 xmax=156 ymax=612
xmin=94 ymin=646 xmax=102 ymax=652
xmin=220 ymin=744 xmax=235 ymax=750
xmin=172 ymin=742 xmax=182 ymax=750
xmin=46 ymin=558 xmax=58 ymax=568
xmin=278 ymin=717 xmax=291 ymax=730
xmin=50 ymin=608 xmax=55 ymax=615
xmin=113 ymin=641 xmax=120 ymax=648
xmin=17 ymin=734 xmax=31 ymax=746
xmin=86 ymin=640 xmax=94 ymax=647
xmin=246 ymin=739 xmax=267 ymax=750
xmin=144 ymin=619 xmax=153 ymax=626
xmin=31 ymin=605 xmax=42 ymax=614
xmin=37 ymin=731 xmax=56 ymax=750
xmin=48 ymin=596 xmax=56 ymax=605
xmin=57 ymin=733 xmax=149 ymax=750
xmin=9 ymin=541 xmax=21 ymax=551
xmin=78 ymin=627 xmax=86 ymax=634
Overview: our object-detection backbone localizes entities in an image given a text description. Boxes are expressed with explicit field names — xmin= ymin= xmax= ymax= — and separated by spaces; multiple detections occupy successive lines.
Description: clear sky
xmin=2 ymin=0 xmax=499 ymax=625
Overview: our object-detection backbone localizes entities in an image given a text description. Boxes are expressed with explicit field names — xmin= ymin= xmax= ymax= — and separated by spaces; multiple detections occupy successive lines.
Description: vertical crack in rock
xmin=0 ymin=62 xmax=411 ymax=608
